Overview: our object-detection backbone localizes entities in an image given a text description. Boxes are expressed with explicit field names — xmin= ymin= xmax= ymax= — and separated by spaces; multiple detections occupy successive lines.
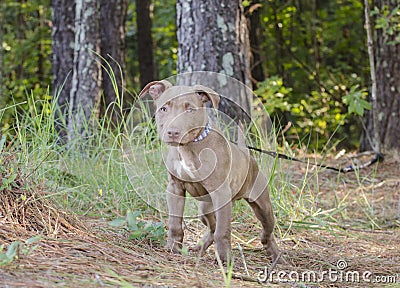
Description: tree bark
xmin=52 ymin=0 xmax=128 ymax=142
xmin=362 ymin=0 xmax=380 ymax=152
xmin=100 ymin=0 xmax=128 ymax=122
xmin=247 ymin=1 xmax=265 ymax=85
xmin=51 ymin=0 xmax=76 ymax=141
xmin=361 ymin=0 xmax=400 ymax=151
xmin=37 ymin=8 xmax=45 ymax=83
xmin=271 ymin=0 xmax=284 ymax=79
xmin=15 ymin=0 xmax=26 ymax=81
xmin=176 ymin=0 xmax=251 ymax=122
xmin=67 ymin=0 xmax=102 ymax=145
xmin=311 ymin=0 xmax=320 ymax=85
xmin=136 ymin=0 xmax=155 ymax=89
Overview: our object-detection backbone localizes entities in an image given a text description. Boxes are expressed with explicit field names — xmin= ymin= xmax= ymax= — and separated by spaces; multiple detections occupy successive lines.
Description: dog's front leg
xmin=166 ymin=178 xmax=185 ymax=253
xmin=211 ymin=184 xmax=233 ymax=263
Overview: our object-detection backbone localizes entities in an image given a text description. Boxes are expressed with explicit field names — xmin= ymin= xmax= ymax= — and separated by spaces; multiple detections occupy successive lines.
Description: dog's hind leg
xmin=191 ymin=201 xmax=216 ymax=255
xmin=246 ymin=189 xmax=285 ymax=264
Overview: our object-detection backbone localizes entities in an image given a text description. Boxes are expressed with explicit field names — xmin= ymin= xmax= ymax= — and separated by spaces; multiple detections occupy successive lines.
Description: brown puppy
xmin=139 ymin=80 xmax=282 ymax=263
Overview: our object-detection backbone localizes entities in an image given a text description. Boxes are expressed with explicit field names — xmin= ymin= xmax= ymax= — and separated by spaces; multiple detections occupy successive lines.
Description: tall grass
xmin=0 ymin=75 xmax=384 ymax=238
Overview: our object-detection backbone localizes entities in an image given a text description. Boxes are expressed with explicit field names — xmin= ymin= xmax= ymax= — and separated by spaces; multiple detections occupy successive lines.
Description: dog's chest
xmin=165 ymin=147 xmax=217 ymax=182
xmin=171 ymin=158 xmax=197 ymax=179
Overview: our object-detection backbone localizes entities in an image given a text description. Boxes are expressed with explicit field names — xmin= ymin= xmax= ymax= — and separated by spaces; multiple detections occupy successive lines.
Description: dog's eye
xmin=186 ymin=107 xmax=194 ymax=113
xmin=159 ymin=106 xmax=167 ymax=112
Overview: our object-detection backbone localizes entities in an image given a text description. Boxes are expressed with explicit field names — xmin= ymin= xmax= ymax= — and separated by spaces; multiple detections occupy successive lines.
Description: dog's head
xmin=139 ymin=80 xmax=220 ymax=145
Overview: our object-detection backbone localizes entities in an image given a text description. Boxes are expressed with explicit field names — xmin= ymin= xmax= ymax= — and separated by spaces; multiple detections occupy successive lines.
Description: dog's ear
xmin=193 ymin=85 xmax=220 ymax=109
xmin=138 ymin=80 xmax=172 ymax=100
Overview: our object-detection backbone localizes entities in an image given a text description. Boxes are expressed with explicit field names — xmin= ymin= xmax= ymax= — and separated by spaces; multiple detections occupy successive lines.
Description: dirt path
xmin=0 ymin=221 xmax=398 ymax=287
xmin=0 ymin=153 xmax=399 ymax=287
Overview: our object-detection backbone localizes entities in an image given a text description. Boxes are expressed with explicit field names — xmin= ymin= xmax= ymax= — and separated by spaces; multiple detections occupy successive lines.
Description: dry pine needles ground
xmin=0 ymin=154 xmax=85 ymax=240
xmin=0 ymin=152 xmax=399 ymax=287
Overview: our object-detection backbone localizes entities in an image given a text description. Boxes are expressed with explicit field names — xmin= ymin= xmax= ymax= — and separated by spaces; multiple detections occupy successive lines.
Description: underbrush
xmin=1 ymin=92 xmax=396 ymax=241
xmin=1 ymin=91 xmax=400 ymax=287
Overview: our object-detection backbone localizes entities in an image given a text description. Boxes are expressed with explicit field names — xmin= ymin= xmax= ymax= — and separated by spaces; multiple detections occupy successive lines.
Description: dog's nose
xmin=166 ymin=127 xmax=180 ymax=139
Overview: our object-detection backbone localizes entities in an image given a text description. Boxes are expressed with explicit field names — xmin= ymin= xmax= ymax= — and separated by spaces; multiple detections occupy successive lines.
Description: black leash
xmin=246 ymin=145 xmax=384 ymax=173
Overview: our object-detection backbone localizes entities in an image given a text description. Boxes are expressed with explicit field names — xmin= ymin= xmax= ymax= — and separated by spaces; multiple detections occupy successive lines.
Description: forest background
xmin=0 ymin=1 xmax=399 ymax=286
xmin=1 ymin=0 xmax=399 ymax=151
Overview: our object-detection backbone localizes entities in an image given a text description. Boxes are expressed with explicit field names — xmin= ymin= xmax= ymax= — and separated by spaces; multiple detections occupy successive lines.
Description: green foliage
xmin=1 ymin=0 xmax=52 ymax=133
xmin=0 ymin=135 xmax=5 ymax=151
xmin=256 ymin=76 xmax=369 ymax=148
xmin=254 ymin=76 xmax=292 ymax=114
xmin=2 ymin=0 xmax=399 ymax=150
xmin=342 ymin=85 xmax=371 ymax=116
xmin=109 ymin=210 xmax=166 ymax=244
xmin=0 ymin=236 xmax=41 ymax=267
xmin=373 ymin=3 xmax=400 ymax=45
xmin=153 ymin=0 xmax=178 ymax=78
xmin=259 ymin=0 xmax=369 ymax=149
xmin=242 ymin=0 xmax=251 ymax=8
xmin=216 ymin=253 xmax=234 ymax=288
xmin=125 ymin=0 xmax=177 ymax=91
xmin=0 ymin=242 xmax=19 ymax=266
xmin=0 ymin=164 xmax=17 ymax=191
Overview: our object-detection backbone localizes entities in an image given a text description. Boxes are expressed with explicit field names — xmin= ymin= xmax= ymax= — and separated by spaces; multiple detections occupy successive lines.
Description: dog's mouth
xmin=161 ymin=127 xmax=204 ymax=146
xmin=163 ymin=140 xmax=181 ymax=147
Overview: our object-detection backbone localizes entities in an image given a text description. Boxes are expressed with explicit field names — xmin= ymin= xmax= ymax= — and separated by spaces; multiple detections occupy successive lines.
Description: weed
xmin=109 ymin=210 xmax=166 ymax=245
xmin=216 ymin=252 xmax=234 ymax=288
xmin=0 ymin=235 xmax=42 ymax=267
xmin=0 ymin=135 xmax=6 ymax=151
xmin=0 ymin=164 xmax=18 ymax=191
xmin=104 ymin=268 xmax=136 ymax=287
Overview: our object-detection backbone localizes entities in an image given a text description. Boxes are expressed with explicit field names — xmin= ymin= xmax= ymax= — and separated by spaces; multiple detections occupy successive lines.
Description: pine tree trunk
xmin=271 ymin=0 xmax=284 ymax=79
xmin=52 ymin=0 xmax=128 ymax=134
xmin=67 ymin=0 xmax=102 ymax=146
xmin=51 ymin=0 xmax=75 ymax=141
xmin=361 ymin=0 xmax=400 ymax=151
xmin=136 ymin=0 xmax=155 ymax=88
xmin=99 ymin=0 xmax=128 ymax=122
xmin=373 ymin=0 xmax=400 ymax=150
xmin=247 ymin=1 xmax=265 ymax=85
xmin=15 ymin=0 xmax=26 ymax=81
xmin=176 ymin=0 xmax=251 ymax=122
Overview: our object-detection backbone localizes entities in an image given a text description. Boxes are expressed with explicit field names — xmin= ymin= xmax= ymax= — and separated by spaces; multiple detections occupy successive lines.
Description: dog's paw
xmin=266 ymin=247 xmax=288 ymax=265
xmin=165 ymin=241 xmax=182 ymax=254
xmin=190 ymin=234 xmax=214 ymax=255
xmin=272 ymin=253 xmax=288 ymax=265
xmin=189 ymin=244 xmax=201 ymax=252
xmin=189 ymin=242 xmax=207 ymax=256
xmin=263 ymin=240 xmax=287 ymax=265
